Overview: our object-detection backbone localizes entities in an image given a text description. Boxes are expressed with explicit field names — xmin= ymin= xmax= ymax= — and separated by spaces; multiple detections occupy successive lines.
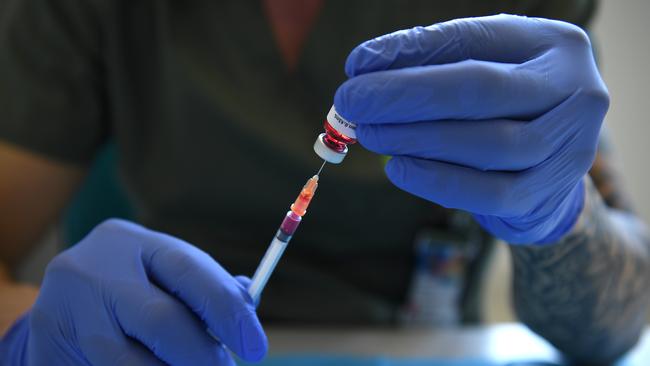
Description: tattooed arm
xmin=510 ymin=155 xmax=650 ymax=365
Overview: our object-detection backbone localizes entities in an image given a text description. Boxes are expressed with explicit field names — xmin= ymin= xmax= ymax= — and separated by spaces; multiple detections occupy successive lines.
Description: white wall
xmin=593 ymin=1 xmax=650 ymax=222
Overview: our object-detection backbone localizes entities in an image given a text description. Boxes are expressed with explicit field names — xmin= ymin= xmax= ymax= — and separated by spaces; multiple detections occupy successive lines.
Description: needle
xmin=316 ymin=160 xmax=326 ymax=176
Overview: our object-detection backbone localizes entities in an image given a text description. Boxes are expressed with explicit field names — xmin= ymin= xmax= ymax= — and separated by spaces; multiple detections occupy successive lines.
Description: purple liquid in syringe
xmin=280 ymin=211 xmax=302 ymax=236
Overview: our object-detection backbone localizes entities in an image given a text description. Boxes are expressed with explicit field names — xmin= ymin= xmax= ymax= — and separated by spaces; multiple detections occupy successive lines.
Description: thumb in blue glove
xmin=335 ymin=14 xmax=609 ymax=244
xmin=1 ymin=219 xmax=267 ymax=365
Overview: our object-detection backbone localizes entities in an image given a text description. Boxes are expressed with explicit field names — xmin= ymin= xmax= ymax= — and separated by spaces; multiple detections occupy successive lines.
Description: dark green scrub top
xmin=0 ymin=0 xmax=595 ymax=324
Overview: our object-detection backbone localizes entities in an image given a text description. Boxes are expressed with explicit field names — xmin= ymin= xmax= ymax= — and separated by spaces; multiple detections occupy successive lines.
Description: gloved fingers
xmin=356 ymin=118 xmax=554 ymax=172
xmin=358 ymin=85 xmax=605 ymax=173
xmin=235 ymin=275 xmax=252 ymax=289
xmin=472 ymin=178 xmax=586 ymax=244
xmin=82 ymin=334 xmax=167 ymax=366
xmin=235 ymin=275 xmax=263 ymax=307
xmin=384 ymin=156 xmax=529 ymax=218
xmin=141 ymin=235 xmax=267 ymax=362
xmin=84 ymin=220 xmax=267 ymax=362
xmin=335 ymin=59 xmax=561 ymax=124
xmin=113 ymin=284 xmax=236 ymax=366
xmin=503 ymin=87 xmax=605 ymax=182
xmin=518 ymin=135 xmax=596 ymax=203
xmin=344 ymin=14 xmax=569 ymax=77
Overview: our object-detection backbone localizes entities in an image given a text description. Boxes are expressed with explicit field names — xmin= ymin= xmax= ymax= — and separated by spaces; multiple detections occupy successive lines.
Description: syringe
xmin=247 ymin=106 xmax=357 ymax=304
xmin=247 ymin=171 xmax=322 ymax=304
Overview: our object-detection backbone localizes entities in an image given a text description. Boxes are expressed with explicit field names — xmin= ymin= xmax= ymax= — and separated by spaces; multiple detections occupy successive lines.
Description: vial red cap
xmin=313 ymin=106 xmax=357 ymax=164
xmin=326 ymin=106 xmax=357 ymax=139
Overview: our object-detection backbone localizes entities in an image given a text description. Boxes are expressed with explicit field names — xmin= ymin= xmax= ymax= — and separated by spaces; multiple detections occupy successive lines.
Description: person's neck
xmin=262 ymin=0 xmax=324 ymax=72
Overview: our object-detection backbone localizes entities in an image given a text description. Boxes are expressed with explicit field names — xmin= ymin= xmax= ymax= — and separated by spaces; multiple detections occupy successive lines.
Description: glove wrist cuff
xmin=533 ymin=178 xmax=586 ymax=244
xmin=473 ymin=178 xmax=586 ymax=244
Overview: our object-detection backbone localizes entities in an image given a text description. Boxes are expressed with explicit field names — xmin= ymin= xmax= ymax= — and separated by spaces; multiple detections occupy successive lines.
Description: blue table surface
xmin=236 ymin=325 xmax=649 ymax=366
xmin=238 ymin=356 xmax=530 ymax=366
xmin=238 ymin=353 xmax=637 ymax=366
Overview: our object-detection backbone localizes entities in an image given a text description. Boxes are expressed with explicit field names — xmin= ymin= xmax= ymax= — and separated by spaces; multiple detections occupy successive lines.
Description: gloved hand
xmin=335 ymin=14 xmax=609 ymax=244
xmin=0 ymin=219 xmax=267 ymax=365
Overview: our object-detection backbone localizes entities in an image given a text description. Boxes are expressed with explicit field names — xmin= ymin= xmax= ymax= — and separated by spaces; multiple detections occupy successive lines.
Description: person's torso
xmin=98 ymin=0 xmax=594 ymax=324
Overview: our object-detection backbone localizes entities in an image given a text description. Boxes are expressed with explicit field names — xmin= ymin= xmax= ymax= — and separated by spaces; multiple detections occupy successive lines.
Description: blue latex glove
xmin=335 ymin=14 xmax=609 ymax=244
xmin=0 ymin=219 xmax=267 ymax=365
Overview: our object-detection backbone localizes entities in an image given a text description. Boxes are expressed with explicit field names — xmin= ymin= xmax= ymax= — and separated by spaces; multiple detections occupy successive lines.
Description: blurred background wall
xmin=593 ymin=0 xmax=650 ymax=223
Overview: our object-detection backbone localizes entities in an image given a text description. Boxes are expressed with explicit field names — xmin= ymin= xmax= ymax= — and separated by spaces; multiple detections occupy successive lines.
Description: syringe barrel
xmin=248 ymin=211 xmax=302 ymax=304
xmin=248 ymin=174 xmax=317 ymax=304
xmin=248 ymin=234 xmax=289 ymax=304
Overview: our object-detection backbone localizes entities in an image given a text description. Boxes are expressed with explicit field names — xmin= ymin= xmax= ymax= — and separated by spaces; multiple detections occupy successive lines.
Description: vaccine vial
xmin=313 ymin=106 xmax=357 ymax=164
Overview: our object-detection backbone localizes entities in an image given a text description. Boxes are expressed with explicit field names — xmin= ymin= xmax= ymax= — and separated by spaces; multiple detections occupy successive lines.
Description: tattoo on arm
xmin=510 ymin=177 xmax=650 ymax=364
xmin=589 ymin=151 xmax=634 ymax=212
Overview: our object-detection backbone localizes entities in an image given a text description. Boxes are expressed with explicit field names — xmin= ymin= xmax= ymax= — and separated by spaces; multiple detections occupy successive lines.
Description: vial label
xmin=327 ymin=106 xmax=357 ymax=139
